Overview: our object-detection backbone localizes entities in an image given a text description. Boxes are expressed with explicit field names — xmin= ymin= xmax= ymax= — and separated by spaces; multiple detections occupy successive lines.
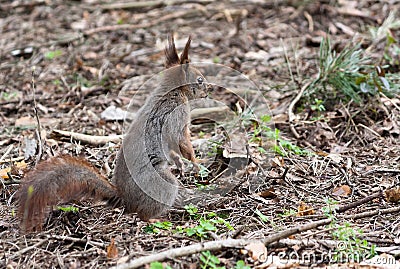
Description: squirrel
xmin=17 ymin=35 xmax=211 ymax=232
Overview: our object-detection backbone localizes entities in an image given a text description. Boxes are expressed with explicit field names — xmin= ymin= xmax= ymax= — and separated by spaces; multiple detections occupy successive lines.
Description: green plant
xmin=183 ymin=218 xmax=217 ymax=238
xmin=332 ymin=222 xmax=377 ymax=262
xmin=277 ymin=208 xmax=297 ymax=218
xmin=246 ymin=114 xmax=310 ymax=157
xmin=45 ymin=50 xmax=62 ymax=60
xmin=310 ymin=98 xmax=326 ymax=112
xmin=144 ymin=221 xmax=172 ymax=234
xmin=199 ymin=251 xmax=225 ymax=269
xmin=234 ymin=260 xmax=251 ymax=269
xmin=207 ymin=140 xmax=223 ymax=157
xmin=199 ymin=131 xmax=205 ymax=138
xmin=176 ymin=205 xmax=233 ymax=239
xmin=57 ymin=206 xmax=79 ymax=213
xmin=0 ymin=91 xmax=18 ymax=101
xmin=255 ymin=209 xmax=269 ymax=222
xmin=321 ymin=199 xmax=377 ymax=262
xmin=213 ymin=56 xmax=221 ymax=64
xmin=184 ymin=204 xmax=200 ymax=218
xmin=149 ymin=262 xmax=172 ymax=269
xmin=369 ymin=11 xmax=400 ymax=67
xmin=321 ymin=198 xmax=339 ymax=219
xmin=308 ymin=37 xmax=399 ymax=104
xmin=198 ymin=164 xmax=210 ymax=179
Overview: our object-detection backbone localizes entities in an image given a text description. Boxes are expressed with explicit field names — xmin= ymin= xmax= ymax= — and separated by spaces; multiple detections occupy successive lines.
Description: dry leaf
xmin=297 ymin=201 xmax=315 ymax=216
xmin=222 ymin=134 xmax=248 ymax=159
xmin=332 ymin=185 xmax=351 ymax=197
xmin=385 ymin=188 xmax=400 ymax=203
xmin=257 ymin=187 xmax=276 ymax=198
xmin=243 ymin=242 xmax=268 ymax=262
xmin=0 ymin=167 xmax=11 ymax=179
xmin=326 ymin=153 xmax=343 ymax=164
xmin=270 ymin=156 xmax=284 ymax=167
xmin=15 ymin=116 xmax=37 ymax=127
xmin=106 ymin=238 xmax=118 ymax=259
xmin=0 ymin=161 xmax=27 ymax=179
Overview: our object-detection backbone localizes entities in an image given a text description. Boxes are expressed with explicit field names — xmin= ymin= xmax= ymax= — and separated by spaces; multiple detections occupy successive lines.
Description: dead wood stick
xmin=51 ymin=130 xmax=123 ymax=145
xmin=191 ymin=106 xmax=236 ymax=122
xmin=100 ymin=0 xmax=164 ymax=10
xmin=110 ymin=218 xmax=332 ymax=269
xmin=0 ymin=145 xmax=14 ymax=163
xmin=343 ymin=206 xmax=400 ymax=220
xmin=100 ymin=0 xmax=213 ymax=10
xmin=47 ymin=235 xmax=105 ymax=248
xmin=288 ymin=81 xmax=311 ymax=139
xmin=363 ymin=168 xmax=400 ymax=176
xmin=32 ymin=68 xmax=43 ymax=164
xmin=8 ymin=239 xmax=48 ymax=260
xmin=336 ymin=191 xmax=384 ymax=213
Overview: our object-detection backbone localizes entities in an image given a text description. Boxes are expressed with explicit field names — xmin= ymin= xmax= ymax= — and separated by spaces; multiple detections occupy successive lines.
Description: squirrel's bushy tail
xmin=17 ymin=156 xmax=118 ymax=232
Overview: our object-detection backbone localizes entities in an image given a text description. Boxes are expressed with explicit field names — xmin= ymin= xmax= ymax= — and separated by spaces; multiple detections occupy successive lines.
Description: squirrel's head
xmin=164 ymin=35 xmax=211 ymax=100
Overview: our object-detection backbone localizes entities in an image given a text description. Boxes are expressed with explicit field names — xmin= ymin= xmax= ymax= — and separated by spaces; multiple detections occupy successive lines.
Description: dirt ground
xmin=1 ymin=0 xmax=400 ymax=268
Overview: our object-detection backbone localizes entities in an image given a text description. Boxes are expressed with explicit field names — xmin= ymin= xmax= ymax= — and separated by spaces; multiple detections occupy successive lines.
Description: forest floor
xmin=1 ymin=0 xmax=400 ymax=268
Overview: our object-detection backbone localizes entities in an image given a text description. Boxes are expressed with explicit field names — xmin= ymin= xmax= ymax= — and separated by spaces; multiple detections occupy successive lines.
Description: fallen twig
xmin=363 ymin=168 xmax=400 ymax=176
xmin=51 ymin=130 xmax=123 ymax=145
xmin=47 ymin=235 xmax=105 ymax=248
xmin=7 ymin=239 xmax=48 ymax=260
xmin=288 ymin=82 xmax=311 ymax=139
xmin=100 ymin=0 xmax=213 ymax=10
xmin=343 ymin=206 xmax=400 ymax=220
xmin=32 ymin=67 xmax=43 ymax=164
xmin=111 ymin=218 xmax=332 ymax=269
xmin=336 ymin=191 xmax=383 ymax=213
xmin=0 ymin=145 xmax=14 ymax=163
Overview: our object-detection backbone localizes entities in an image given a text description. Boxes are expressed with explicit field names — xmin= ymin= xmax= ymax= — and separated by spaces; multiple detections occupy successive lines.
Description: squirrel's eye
xmin=197 ymin=76 xmax=204 ymax=85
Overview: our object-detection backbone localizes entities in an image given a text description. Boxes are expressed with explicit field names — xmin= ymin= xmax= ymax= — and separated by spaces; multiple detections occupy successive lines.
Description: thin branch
xmin=343 ymin=206 xmax=400 ymax=220
xmin=288 ymin=81 xmax=311 ymax=139
xmin=363 ymin=168 xmax=400 ymax=176
xmin=47 ymin=235 xmax=105 ymax=248
xmin=110 ymin=218 xmax=332 ymax=269
xmin=51 ymin=129 xmax=123 ymax=145
xmin=336 ymin=191 xmax=383 ymax=213
xmin=0 ymin=144 xmax=14 ymax=163
xmin=7 ymin=239 xmax=48 ymax=260
xmin=32 ymin=67 xmax=43 ymax=164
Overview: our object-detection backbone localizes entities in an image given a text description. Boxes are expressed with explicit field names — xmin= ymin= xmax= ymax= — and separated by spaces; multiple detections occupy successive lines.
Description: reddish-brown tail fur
xmin=17 ymin=156 xmax=118 ymax=232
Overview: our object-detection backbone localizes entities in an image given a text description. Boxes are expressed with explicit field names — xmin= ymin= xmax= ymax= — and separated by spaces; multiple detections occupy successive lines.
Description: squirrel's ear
xmin=165 ymin=34 xmax=180 ymax=68
xmin=179 ymin=36 xmax=191 ymax=64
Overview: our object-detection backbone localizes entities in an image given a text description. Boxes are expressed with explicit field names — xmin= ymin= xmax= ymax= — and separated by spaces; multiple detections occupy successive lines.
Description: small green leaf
xmin=255 ymin=209 xmax=269 ymax=222
xmin=149 ymin=262 xmax=164 ymax=269
xmin=45 ymin=50 xmax=62 ymax=60
xmin=260 ymin=114 xmax=271 ymax=123
xmin=57 ymin=206 xmax=79 ymax=213
xmin=235 ymin=260 xmax=251 ymax=269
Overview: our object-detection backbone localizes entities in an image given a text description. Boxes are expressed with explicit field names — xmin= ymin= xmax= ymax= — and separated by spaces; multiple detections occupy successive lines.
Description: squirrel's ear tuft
xmin=165 ymin=34 xmax=180 ymax=68
xmin=179 ymin=36 xmax=191 ymax=64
